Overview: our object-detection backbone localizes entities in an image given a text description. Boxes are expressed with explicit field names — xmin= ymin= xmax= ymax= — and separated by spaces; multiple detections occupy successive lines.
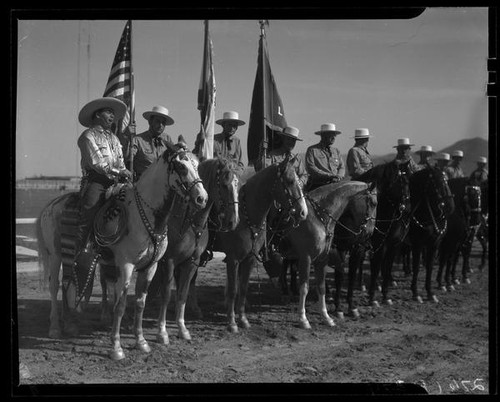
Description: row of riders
xmin=37 ymin=97 xmax=488 ymax=360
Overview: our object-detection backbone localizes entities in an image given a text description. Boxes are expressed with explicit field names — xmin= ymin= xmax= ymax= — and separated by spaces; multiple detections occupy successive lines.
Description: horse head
xmin=273 ymin=156 xmax=308 ymax=224
xmin=162 ymin=143 xmax=208 ymax=210
xmin=199 ymin=157 xmax=240 ymax=232
xmin=420 ymin=167 xmax=455 ymax=217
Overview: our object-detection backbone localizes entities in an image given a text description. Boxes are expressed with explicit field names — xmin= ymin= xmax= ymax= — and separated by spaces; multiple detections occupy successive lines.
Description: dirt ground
xmin=14 ymin=241 xmax=491 ymax=396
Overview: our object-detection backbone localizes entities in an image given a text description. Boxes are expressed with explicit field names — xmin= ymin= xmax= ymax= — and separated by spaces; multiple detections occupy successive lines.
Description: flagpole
xmin=128 ymin=20 xmax=136 ymax=175
xmin=259 ymin=20 xmax=268 ymax=168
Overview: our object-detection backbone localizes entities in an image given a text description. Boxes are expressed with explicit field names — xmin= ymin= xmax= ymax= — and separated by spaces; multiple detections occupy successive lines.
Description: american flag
xmin=103 ymin=20 xmax=134 ymax=134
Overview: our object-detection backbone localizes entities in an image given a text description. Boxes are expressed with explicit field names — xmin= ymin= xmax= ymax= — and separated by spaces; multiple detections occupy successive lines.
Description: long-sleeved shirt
xmin=213 ymin=133 xmax=244 ymax=174
xmin=255 ymin=148 xmax=308 ymax=189
xmin=305 ymin=142 xmax=345 ymax=186
xmin=77 ymin=127 xmax=125 ymax=180
xmin=393 ymin=155 xmax=420 ymax=175
xmin=444 ymin=164 xmax=464 ymax=179
xmin=469 ymin=167 xmax=488 ymax=185
xmin=129 ymin=130 xmax=173 ymax=180
xmin=346 ymin=144 xmax=373 ymax=179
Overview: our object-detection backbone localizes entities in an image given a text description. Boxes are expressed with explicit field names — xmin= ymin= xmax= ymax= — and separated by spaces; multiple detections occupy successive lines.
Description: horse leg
xmin=175 ymin=259 xmax=199 ymax=340
xmin=436 ymin=250 xmax=447 ymax=292
xmin=133 ymin=263 xmax=158 ymax=354
xmin=290 ymin=260 xmax=299 ymax=296
xmin=315 ymin=259 xmax=335 ymax=327
xmin=425 ymin=246 xmax=438 ymax=303
xmin=156 ymin=258 xmax=174 ymax=345
xmin=347 ymin=246 xmax=363 ymax=318
xmin=461 ymin=240 xmax=473 ymax=284
xmin=47 ymin=256 xmax=63 ymax=338
xmin=451 ymin=250 xmax=460 ymax=285
xmin=381 ymin=248 xmax=395 ymax=305
xmin=186 ymin=269 xmax=203 ymax=318
xmin=280 ymin=259 xmax=290 ymax=296
xmin=411 ymin=246 xmax=422 ymax=303
xmin=368 ymin=250 xmax=382 ymax=307
xmin=109 ymin=263 xmax=133 ymax=360
xmin=225 ymin=258 xmax=239 ymax=333
xmin=236 ymin=256 xmax=255 ymax=330
xmin=297 ymin=255 xmax=312 ymax=329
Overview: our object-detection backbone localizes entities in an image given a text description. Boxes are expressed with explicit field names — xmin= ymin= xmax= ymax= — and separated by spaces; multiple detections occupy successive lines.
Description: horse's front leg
xmin=133 ymin=262 xmax=158 ymax=354
xmin=236 ymin=256 xmax=256 ymax=330
xmin=225 ymin=257 xmax=239 ymax=333
xmin=347 ymin=245 xmax=363 ymax=318
xmin=315 ymin=258 xmax=335 ymax=327
xmin=47 ymin=255 xmax=63 ymax=338
xmin=109 ymin=263 xmax=133 ymax=360
xmin=411 ymin=246 xmax=422 ymax=303
xmin=329 ymin=249 xmax=344 ymax=319
xmin=156 ymin=257 xmax=174 ymax=345
xmin=186 ymin=269 xmax=203 ymax=318
xmin=175 ymin=258 xmax=199 ymax=340
xmin=297 ymin=255 xmax=312 ymax=329
xmin=425 ymin=246 xmax=438 ymax=303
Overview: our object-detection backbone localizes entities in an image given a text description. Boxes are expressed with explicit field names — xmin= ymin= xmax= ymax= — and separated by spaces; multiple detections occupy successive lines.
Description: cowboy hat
xmin=415 ymin=145 xmax=435 ymax=154
xmin=278 ymin=126 xmax=302 ymax=141
xmin=477 ymin=156 xmax=487 ymax=164
xmin=451 ymin=150 xmax=464 ymax=158
xmin=142 ymin=105 xmax=175 ymax=126
xmin=352 ymin=128 xmax=372 ymax=139
xmin=393 ymin=138 xmax=415 ymax=148
xmin=216 ymin=111 xmax=246 ymax=126
xmin=78 ymin=97 xmax=127 ymax=128
xmin=435 ymin=152 xmax=450 ymax=161
xmin=315 ymin=123 xmax=342 ymax=135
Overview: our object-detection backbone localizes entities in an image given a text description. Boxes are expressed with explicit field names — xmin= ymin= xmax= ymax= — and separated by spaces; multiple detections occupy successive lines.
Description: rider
xmin=444 ymin=150 xmax=465 ymax=179
xmin=346 ymin=128 xmax=374 ymax=180
xmin=415 ymin=145 xmax=435 ymax=169
xmin=435 ymin=152 xmax=451 ymax=176
xmin=305 ymin=123 xmax=345 ymax=191
xmin=469 ymin=156 xmax=488 ymax=186
xmin=392 ymin=138 xmax=420 ymax=175
xmin=123 ymin=105 xmax=175 ymax=181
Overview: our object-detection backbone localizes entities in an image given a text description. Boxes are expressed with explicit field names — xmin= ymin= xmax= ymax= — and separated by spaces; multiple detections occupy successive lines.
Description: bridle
xmin=209 ymin=162 xmax=240 ymax=232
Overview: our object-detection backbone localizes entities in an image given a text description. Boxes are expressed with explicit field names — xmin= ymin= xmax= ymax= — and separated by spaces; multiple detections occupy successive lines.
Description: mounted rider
xmin=469 ymin=156 xmax=488 ymax=186
xmin=435 ymin=152 xmax=451 ymax=174
xmin=444 ymin=150 xmax=465 ymax=179
xmin=392 ymin=137 xmax=420 ymax=175
xmin=415 ymin=145 xmax=435 ymax=169
xmin=346 ymin=128 xmax=374 ymax=180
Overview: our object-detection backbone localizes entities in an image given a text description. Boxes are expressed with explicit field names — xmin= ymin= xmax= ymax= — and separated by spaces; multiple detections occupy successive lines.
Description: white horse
xmin=36 ymin=145 xmax=208 ymax=360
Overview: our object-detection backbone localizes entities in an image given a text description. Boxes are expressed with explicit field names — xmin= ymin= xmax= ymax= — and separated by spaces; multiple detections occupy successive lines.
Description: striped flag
xmin=103 ymin=20 xmax=135 ymax=134
xmin=196 ymin=20 xmax=216 ymax=160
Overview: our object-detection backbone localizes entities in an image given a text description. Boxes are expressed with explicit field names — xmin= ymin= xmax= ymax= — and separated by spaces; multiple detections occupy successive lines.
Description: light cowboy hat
xmin=436 ymin=152 xmax=451 ymax=161
xmin=351 ymin=128 xmax=372 ymax=139
xmin=315 ymin=123 xmax=342 ymax=135
xmin=278 ymin=126 xmax=303 ymax=141
xmin=78 ymin=97 xmax=127 ymax=128
xmin=393 ymin=138 xmax=415 ymax=148
xmin=415 ymin=145 xmax=435 ymax=154
xmin=477 ymin=156 xmax=488 ymax=164
xmin=216 ymin=111 xmax=246 ymax=126
xmin=142 ymin=105 xmax=175 ymax=126
xmin=451 ymin=150 xmax=464 ymax=158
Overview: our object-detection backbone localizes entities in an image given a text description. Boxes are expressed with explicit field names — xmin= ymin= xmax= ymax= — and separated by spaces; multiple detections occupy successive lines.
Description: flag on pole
xmin=196 ymin=20 xmax=216 ymax=160
xmin=247 ymin=23 xmax=287 ymax=167
xmin=103 ymin=20 xmax=135 ymax=134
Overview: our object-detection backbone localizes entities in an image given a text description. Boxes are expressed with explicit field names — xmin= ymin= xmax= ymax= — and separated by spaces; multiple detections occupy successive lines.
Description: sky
xmin=14 ymin=8 xmax=489 ymax=179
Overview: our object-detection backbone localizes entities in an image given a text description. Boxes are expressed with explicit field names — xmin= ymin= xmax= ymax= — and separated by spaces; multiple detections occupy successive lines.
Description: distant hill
xmin=371 ymin=137 xmax=488 ymax=176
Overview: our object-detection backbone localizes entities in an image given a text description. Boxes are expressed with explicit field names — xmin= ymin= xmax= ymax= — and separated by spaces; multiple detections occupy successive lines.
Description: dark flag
xmin=103 ymin=20 xmax=135 ymax=134
xmin=247 ymin=23 xmax=287 ymax=167
xmin=196 ymin=20 xmax=216 ymax=160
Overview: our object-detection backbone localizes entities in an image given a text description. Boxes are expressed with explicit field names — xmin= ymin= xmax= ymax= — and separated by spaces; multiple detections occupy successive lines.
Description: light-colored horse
xmin=154 ymin=157 xmax=240 ymax=343
xmin=282 ymin=181 xmax=369 ymax=329
xmin=37 ymin=146 xmax=208 ymax=360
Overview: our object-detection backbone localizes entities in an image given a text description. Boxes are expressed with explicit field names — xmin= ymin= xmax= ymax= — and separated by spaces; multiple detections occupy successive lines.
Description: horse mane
xmin=199 ymin=157 xmax=236 ymax=191
xmin=309 ymin=181 xmax=368 ymax=205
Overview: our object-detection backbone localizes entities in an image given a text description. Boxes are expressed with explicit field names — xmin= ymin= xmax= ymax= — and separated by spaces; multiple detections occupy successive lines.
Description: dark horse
xmin=328 ymin=187 xmax=378 ymax=319
xmin=407 ymin=167 xmax=455 ymax=303
xmin=357 ymin=161 xmax=412 ymax=307
xmin=436 ymin=177 xmax=481 ymax=291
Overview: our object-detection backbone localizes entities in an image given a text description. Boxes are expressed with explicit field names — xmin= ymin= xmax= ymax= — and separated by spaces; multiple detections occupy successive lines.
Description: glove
xmin=125 ymin=124 xmax=136 ymax=136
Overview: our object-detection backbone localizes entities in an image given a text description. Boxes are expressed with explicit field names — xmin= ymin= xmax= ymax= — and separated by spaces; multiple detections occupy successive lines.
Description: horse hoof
xmin=392 ymin=281 xmax=398 ymax=288
xmin=361 ymin=285 xmax=367 ymax=292
xmin=464 ymin=278 xmax=471 ymax=285
xmin=350 ymin=308 xmax=360 ymax=319
xmin=439 ymin=286 xmax=447 ymax=292
xmin=136 ymin=340 xmax=151 ymax=354
xmin=448 ymin=285 xmax=455 ymax=292
xmin=371 ymin=301 xmax=380 ymax=308
xmin=324 ymin=316 xmax=336 ymax=327
xmin=430 ymin=295 xmax=439 ymax=303
xmin=239 ymin=318 xmax=251 ymax=330
xmin=227 ymin=324 xmax=239 ymax=334
xmin=299 ymin=318 xmax=312 ymax=330
xmin=156 ymin=333 xmax=170 ymax=345
xmin=414 ymin=296 xmax=423 ymax=304
xmin=453 ymin=279 xmax=460 ymax=285
xmin=377 ymin=285 xmax=382 ymax=292
xmin=335 ymin=311 xmax=345 ymax=320
xmin=110 ymin=348 xmax=126 ymax=361
xmin=383 ymin=299 xmax=393 ymax=306
xmin=178 ymin=329 xmax=192 ymax=341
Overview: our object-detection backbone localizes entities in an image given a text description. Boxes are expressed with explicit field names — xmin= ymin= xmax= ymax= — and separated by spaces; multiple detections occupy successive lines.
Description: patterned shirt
xmin=255 ymin=148 xmax=308 ymax=189
xmin=131 ymin=131 xmax=173 ymax=180
xmin=213 ymin=133 xmax=244 ymax=173
xmin=346 ymin=145 xmax=373 ymax=179
xmin=77 ymin=127 xmax=125 ymax=179
xmin=305 ymin=142 xmax=345 ymax=183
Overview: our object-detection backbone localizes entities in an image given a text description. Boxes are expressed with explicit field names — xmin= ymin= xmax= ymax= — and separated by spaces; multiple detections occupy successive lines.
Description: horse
xmin=475 ymin=181 xmax=488 ymax=271
xmin=328 ymin=187 xmax=378 ymax=319
xmin=407 ymin=167 xmax=455 ymax=303
xmin=436 ymin=178 xmax=481 ymax=291
xmin=279 ymin=181 xmax=370 ymax=329
xmin=152 ymin=157 xmax=240 ymax=344
xmin=356 ymin=161 xmax=412 ymax=307
xmin=207 ymin=157 xmax=308 ymax=333
xmin=36 ymin=146 xmax=208 ymax=360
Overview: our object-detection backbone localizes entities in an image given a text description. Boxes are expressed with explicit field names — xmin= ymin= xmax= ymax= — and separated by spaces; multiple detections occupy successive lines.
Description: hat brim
xmin=78 ymin=97 xmax=127 ymax=128
xmin=143 ymin=111 xmax=175 ymax=126
xmin=415 ymin=150 xmax=435 ymax=154
xmin=216 ymin=119 xmax=246 ymax=126
xmin=315 ymin=130 xmax=342 ymax=135
xmin=393 ymin=144 xmax=415 ymax=148
xmin=279 ymin=132 xmax=303 ymax=141
xmin=351 ymin=135 xmax=373 ymax=139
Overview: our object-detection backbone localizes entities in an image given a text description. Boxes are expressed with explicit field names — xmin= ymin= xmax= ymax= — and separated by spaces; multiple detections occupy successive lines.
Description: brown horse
xmin=280 ymin=181 xmax=369 ymax=329
xmin=152 ymin=157 xmax=240 ymax=343
xmin=211 ymin=157 xmax=308 ymax=333
xmin=37 ymin=146 xmax=208 ymax=360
